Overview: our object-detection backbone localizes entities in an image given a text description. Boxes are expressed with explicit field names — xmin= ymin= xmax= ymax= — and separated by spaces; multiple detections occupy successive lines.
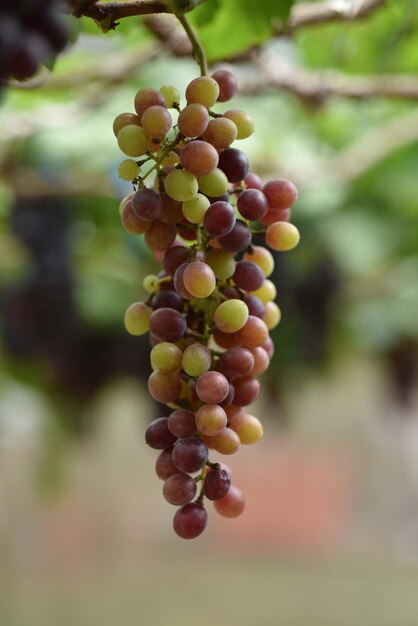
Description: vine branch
xmin=177 ymin=14 xmax=208 ymax=75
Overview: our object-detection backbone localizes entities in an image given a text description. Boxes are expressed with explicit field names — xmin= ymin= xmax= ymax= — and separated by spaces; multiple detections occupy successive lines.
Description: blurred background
xmin=1 ymin=0 xmax=418 ymax=624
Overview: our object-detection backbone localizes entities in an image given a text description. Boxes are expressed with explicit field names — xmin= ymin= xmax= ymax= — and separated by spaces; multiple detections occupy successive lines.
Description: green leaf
xmin=190 ymin=0 xmax=294 ymax=61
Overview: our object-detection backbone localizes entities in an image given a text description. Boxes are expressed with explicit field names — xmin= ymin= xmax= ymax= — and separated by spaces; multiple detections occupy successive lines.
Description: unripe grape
xmin=214 ymin=299 xmax=249 ymax=334
xmin=265 ymin=221 xmax=300 ymax=251
xmin=186 ymin=75 xmax=220 ymax=108
xmin=205 ymin=249 xmax=236 ymax=280
xmin=198 ymin=169 xmax=229 ymax=197
xmin=143 ymin=274 xmax=159 ymax=293
xmin=178 ymin=103 xmax=209 ymax=137
xmin=182 ymin=194 xmax=210 ymax=224
xmin=183 ymin=261 xmax=216 ymax=298
xmin=182 ymin=343 xmax=212 ymax=377
xmin=150 ymin=342 xmax=182 ymax=372
xmin=141 ymin=105 xmax=172 ymax=138
xmin=243 ymin=246 xmax=275 ymax=277
xmin=180 ymin=140 xmax=219 ymax=177
xmin=113 ymin=112 xmax=141 ymax=137
xmin=229 ymin=413 xmax=263 ymax=444
xmin=263 ymin=301 xmax=281 ymax=330
xmin=124 ymin=302 xmax=152 ymax=335
xmin=211 ymin=427 xmax=240 ymax=455
xmin=117 ymin=125 xmax=148 ymax=157
xmin=250 ymin=279 xmax=277 ymax=303
xmin=118 ymin=159 xmax=140 ymax=181
xmin=203 ymin=117 xmax=237 ymax=150
xmin=165 ymin=169 xmax=198 ymax=202
xmin=224 ymin=109 xmax=254 ymax=139
xmin=159 ymin=85 xmax=180 ymax=108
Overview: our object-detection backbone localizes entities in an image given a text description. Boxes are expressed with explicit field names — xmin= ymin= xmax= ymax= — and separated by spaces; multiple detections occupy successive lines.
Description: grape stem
xmin=177 ymin=14 xmax=208 ymax=76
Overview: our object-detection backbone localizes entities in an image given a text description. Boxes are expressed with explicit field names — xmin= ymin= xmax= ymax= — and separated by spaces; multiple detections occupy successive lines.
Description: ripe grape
xmin=148 ymin=371 xmax=182 ymax=404
xmin=195 ymin=404 xmax=227 ymax=436
xmin=134 ymin=87 xmax=167 ymax=119
xmin=214 ymin=486 xmax=245 ymax=517
xmin=232 ymin=376 xmax=260 ymax=406
xmin=120 ymin=200 xmax=150 ymax=235
xmin=219 ymin=347 xmax=255 ymax=379
xmin=183 ymin=261 xmax=216 ymax=298
xmin=145 ymin=417 xmax=177 ymax=450
xmin=212 ymin=69 xmax=238 ymax=102
xmin=218 ymin=148 xmax=250 ymax=183
xmin=180 ymin=140 xmax=219 ymax=177
xmin=144 ymin=221 xmax=177 ymax=252
xmin=204 ymin=469 xmax=231 ymax=500
xmin=132 ymin=188 xmax=162 ymax=221
xmin=163 ymin=474 xmax=197 ymax=506
xmin=141 ymin=105 xmax=172 ymax=138
xmin=237 ymin=189 xmax=268 ymax=221
xmin=233 ymin=261 xmax=264 ymax=292
xmin=149 ymin=308 xmax=187 ymax=342
xmin=263 ymin=179 xmax=298 ymax=210
xmin=196 ymin=371 xmax=229 ymax=404
xmin=151 ymin=290 xmax=183 ymax=312
xmin=211 ymin=427 xmax=240 ymax=455
xmin=203 ymin=201 xmax=236 ymax=238
xmin=203 ymin=117 xmax=237 ymax=150
xmin=186 ymin=76 xmax=220 ymax=107
xmin=235 ymin=315 xmax=268 ymax=349
xmin=178 ymin=103 xmax=209 ymax=137
xmin=265 ymin=221 xmax=300 ymax=251
xmin=172 ymin=437 xmax=209 ymax=473
xmin=168 ymin=409 xmax=197 ymax=438
xmin=173 ymin=503 xmax=208 ymax=539
xmin=155 ymin=447 xmax=179 ymax=480
xmin=218 ymin=219 xmax=252 ymax=253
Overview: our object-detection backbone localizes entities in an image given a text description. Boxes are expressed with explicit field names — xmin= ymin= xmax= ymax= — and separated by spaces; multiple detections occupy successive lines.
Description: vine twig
xmin=176 ymin=13 xmax=208 ymax=76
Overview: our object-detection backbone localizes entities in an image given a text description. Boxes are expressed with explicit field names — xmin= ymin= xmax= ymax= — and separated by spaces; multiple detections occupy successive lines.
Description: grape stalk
xmin=114 ymin=70 xmax=300 ymax=539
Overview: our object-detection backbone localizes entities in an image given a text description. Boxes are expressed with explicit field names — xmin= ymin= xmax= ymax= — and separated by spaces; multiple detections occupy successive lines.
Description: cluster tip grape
xmin=114 ymin=70 xmax=300 ymax=539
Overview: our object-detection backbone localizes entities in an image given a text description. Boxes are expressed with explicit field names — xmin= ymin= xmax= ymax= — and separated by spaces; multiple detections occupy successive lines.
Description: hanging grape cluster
xmin=0 ymin=0 xmax=69 ymax=83
xmin=114 ymin=70 xmax=300 ymax=539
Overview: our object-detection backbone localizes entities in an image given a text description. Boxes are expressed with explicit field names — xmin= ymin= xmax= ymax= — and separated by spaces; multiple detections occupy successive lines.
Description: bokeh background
xmin=1 ymin=1 xmax=418 ymax=624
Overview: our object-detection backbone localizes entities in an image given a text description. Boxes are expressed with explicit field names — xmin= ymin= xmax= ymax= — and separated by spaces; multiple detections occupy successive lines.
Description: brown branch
xmin=282 ymin=0 xmax=386 ymax=34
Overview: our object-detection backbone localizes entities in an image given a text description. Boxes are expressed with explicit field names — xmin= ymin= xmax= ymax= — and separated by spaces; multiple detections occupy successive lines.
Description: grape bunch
xmin=0 ymin=0 xmax=69 ymax=83
xmin=114 ymin=70 xmax=300 ymax=539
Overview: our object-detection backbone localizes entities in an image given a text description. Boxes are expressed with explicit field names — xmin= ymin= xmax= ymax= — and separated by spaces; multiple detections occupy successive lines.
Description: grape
xmin=183 ymin=261 xmax=216 ymax=298
xmin=141 ymin=105 xmax=172 ymax=138
xmin=213 ymin=328 xmax=239 ymax=350
xmin=251 ymin=279 xmax=277 ymax=303
xmin=229 ymin=413 xmax=263 ymax=445
xmin=244 ymin=172 xmax=263 ymax=190
xmin=182 ymin=194 xmax=210 ymax=224
xmin=149 ymin=307 xmax=187 ymax=342
xmin=260 ymin=207 xmax=291 ymax=226
xmin=218 ymin=148 xmax=250 ymax=183
xmin=178 ymin=103 xmax=209 ymax=138
xmin=195 ymin=404 xmax=227 ymax=436
xmin=159 ymin=193 xmax=183 ymax=225
xmin=124 ymin=302 xmax=152 ymax=335
xmin=173 ymin=503 xmax=207 ymax=539
xmin=117 ymin=125 xmax=148 ymax=157
xmin=203 ymin=117 xmax=237 ymax=150
xmin=148 ymin=371 xmax=182 ymax=404
xmin=243 ymin=246 xmax=274 ymax=277
xmin=214 ymin=299 xmax=249 ymax=334
xmin=159 ymin=85 xmax=180 ymax=108
xmin=237 ymin=189 xmax=268 ymax=221
xmin=118 ymin=159 xmax=140 ymax=181
xmin=233 ymin=261 xmax=264 ymax=292
xmin=172 ymin=437 xmax=209 ymax=473
xmin=120 ymin=200 xmax=150 ymax=235
xmin=219 ymin=347 xmax=255 ymax=379
xmin=186 ymin=76 xmax=220 ymax=107
xmin=173 ymin=262 xmax=194 ymax=299
xmin=145 ymin=417 xmax=177 ymax=450
xmin=263 ymin=179 xmax=298 ymax=210
xmin=232 ymin=376 xmax=260 ymax=406
xmin=203 ymin=201 xmax=236 ymax=238
xmin=224 ymin=109 xmax=254 ymax=139
xmin=235 ymin=315 xmax=268 ymax=349
xmin=243 ymin=294 xmax=265 ymax=319
xmin=205 ymin=249 xmax=236 ymax=280
xmin=113 ymin=112 xmax=142 ymax=137
xmin=261 ymin=336 xmax=275 ymax=359
xmin=249 ymin=347 xmax=270 ymax=376
xmin=263 ymin=301 xmax=281 ymax=330
xmin=198 ymin=169 xmax=229 ymax=197
xmin=155 ymin=447 xmax=179 ymax=480
xmin=165 ymin=170 xmax=198 ymax=202
xmin=214 ymin=486 xmax=245 ymax=517
xmin=180 ymin=140 xmax=219 ymax=177
xmin=168 ymin=409 xmax=197 ymax=438
xmin=212 ymin=69 xmax=238 ymax=102
xmin=218 ymin=219 xmax=252 ymax=253
xmin=182 ymin=343 xmax=211 ymax=377
xmin=196 ymin=371 xmax=229 ymax=404
xmin=150 ymin=342 xmax=182 ymax=372
xmin=134 ymin=87 xmax=167 ymax=119
xmin=163 ymin=474 xmax=197 ymax=506
xmin=265 ymin=221 xmax=300 ymax=251
xmin=211 ymin=427 xmax=240 ymax=455
xmin=204 ymin=469 xmax=231 ymax=500
xmin=151 ymin=290 xmax=183 ymax=312
xmin=220 ymin=383 xmax=235 ymax=407
xmin=132 ymin=188 xmax=163 ymax=221
xmin=145 ymin=221 xmax=177 ymax=251
xmin=163 ymin=245 xmax=188 ymax=276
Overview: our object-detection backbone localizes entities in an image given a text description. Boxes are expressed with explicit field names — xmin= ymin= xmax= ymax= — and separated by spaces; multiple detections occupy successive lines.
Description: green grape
xmin=182 ymin=193 xmax=210 ymax=224
xmin=183 ymin=261 xmax=216 ymax=298
xmin=211 ymin=427 xmax=240 ymax=455
xmin=224 ymin=109 xmax=254 ymax=139
xmin=117 ymin=125 xmax=148 ymax=157
xmin=159 ymin=85 xmax=180 ymax=108
xmin=265 ymin=221 xmax=300 ymax=251
xmin=150 ymin=342 xmax=183 ymax=372
xmin=164 ymin=169 xmax=198 ymax=202
xmin=186 ymin=76 xmax=220 ymax=108
xmin=263 ymin=301 xmax=281 ymax=330
xmin=181 ymin=343 xmax=212 ymax=377
xmin=113 ymin=112 xmax=142 ymax=137
xmin=124 ymin=302 xmax=152 ymax=335
xmin=118 ymin=159 xmax=140 ymax=181
xmin=141 ymin=105 xmax=172 ymax=139
xmin=243 ymin=246 xmax=274 ymax=277
xmin=143 ymin=274 xmax=160 ymax=293
xmin=197 ymin=168 xmax=229 ymax=197
xmin=250 ymin=279 xmax=277 ymax=303
xmin=214 ymin=299 xmax=249 ymax=333
xmin=228 ymin=413 xmax=263 ymax=445
xmin=205 ymin=249 xmax=236 ymax=280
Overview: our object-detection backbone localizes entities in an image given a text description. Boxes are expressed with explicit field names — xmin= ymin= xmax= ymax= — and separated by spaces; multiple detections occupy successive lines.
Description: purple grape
xmin=244 ymin=294 xmax=266 ymax=318
xmin=233 ymin=261 xmax=264 ymax=291
xmin=149 ymin=308 xmax=187 ymax=342
xmin=237 ymin=189 xmax=268 ymax=221
xmin=172 ymin=437 xmax=209 ymax=473
xmin=168 ymin=409 xmax=197 ymax=438
xmin=155 ymin=447 xmax=179 ymax=480
xmin=173 ymin=503 xmax=207 ymax=539
xmin=218 ymin=148 xmax=250 ymax=183
xmin=132 ymin=188 xmax=162 ymax=221
xmin=145 ymin=417 xmax=177 ymax=450
xmin=203 ymin=201 xmax=236 ymax=238
xmin=218 ymin=219 xmax=252 ymax=253
xmin=204 ymin=469 xmax=231 ymax=500
xmin=163 ymin=474 xmax=197 ymax=505
xmin=151 ymin=290 xmax=184 ymax=312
